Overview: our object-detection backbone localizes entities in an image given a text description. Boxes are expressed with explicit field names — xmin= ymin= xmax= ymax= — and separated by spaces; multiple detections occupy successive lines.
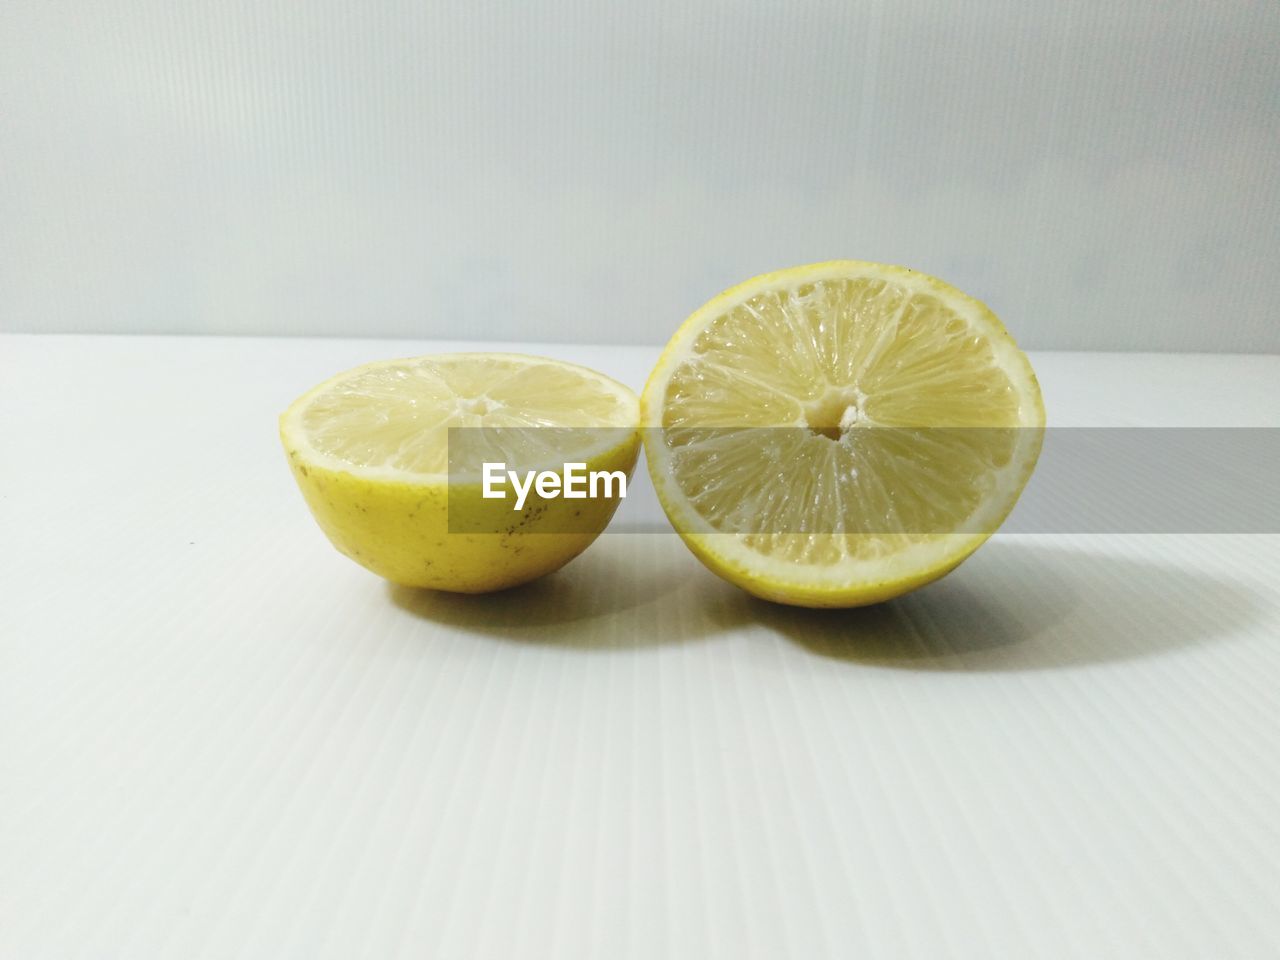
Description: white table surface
xmin=3 ymin=334 xmax=1278 ymax=959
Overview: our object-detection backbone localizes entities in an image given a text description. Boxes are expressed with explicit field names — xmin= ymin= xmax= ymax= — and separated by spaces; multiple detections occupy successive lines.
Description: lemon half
xmin=281 ymin=353 xmax=640 ymax=592
xmin=641 ymin=261 xmax=1044 ymax=608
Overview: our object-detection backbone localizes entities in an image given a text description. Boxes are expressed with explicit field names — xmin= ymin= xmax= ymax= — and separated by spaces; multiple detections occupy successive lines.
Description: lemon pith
xmin=641 ymin=261 xmax=1045 ymax=608
xmin=281 ymin=353 xmax=640 ymax=593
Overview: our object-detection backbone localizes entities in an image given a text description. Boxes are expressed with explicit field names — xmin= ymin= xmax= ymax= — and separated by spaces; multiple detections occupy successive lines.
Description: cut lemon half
xmin=281 ymin=353 xmax=640 ymax=592
xmin=641 ymin=261 xmax=1044 ymax=608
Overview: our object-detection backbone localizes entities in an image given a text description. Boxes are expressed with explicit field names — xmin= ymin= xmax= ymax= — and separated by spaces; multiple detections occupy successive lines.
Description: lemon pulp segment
xmin=642 ymin=262 xmax=1044 ymax=607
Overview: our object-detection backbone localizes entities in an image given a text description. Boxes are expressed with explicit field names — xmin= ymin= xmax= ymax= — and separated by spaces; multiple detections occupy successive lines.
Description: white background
xmin=4 ymin=335 xmax=1280 ymax=959
xmin=3 ymin=0 xmax=1278 ymax=351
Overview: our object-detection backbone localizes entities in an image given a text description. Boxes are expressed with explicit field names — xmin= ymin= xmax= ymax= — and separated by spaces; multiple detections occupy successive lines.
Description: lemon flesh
xmin=281 ymin=353 xmax=640 ymax=592
xmin=641 ymin=261 xmax=1044 ymax=608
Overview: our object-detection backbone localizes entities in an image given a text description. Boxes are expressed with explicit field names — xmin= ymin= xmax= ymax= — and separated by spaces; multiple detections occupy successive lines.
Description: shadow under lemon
xmin=390 ymin=535 xmax=1260 ymax=671
xmin=389 ymin=534 xmax=704 ymax=649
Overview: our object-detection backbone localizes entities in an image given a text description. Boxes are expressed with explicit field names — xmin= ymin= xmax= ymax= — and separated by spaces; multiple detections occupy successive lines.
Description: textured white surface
xmin=3 ymin=0 xmax=1279 ymax=351
xmin=2 ymin=335 xmax=1279 ymax=959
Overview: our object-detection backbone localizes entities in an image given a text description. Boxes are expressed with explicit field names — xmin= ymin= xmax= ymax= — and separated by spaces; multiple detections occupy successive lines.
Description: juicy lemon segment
xmin=281 ymin=354 xmax=640 ymax=592
xmin=642 ymin=262 xmax=1044 ymax=608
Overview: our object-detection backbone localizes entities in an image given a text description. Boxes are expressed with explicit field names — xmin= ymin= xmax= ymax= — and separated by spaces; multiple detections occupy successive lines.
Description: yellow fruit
xmin=281 ymin=353 xmax=639 ymax=592
xmin=641 ymin=261 xmax=1044 ymax=608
